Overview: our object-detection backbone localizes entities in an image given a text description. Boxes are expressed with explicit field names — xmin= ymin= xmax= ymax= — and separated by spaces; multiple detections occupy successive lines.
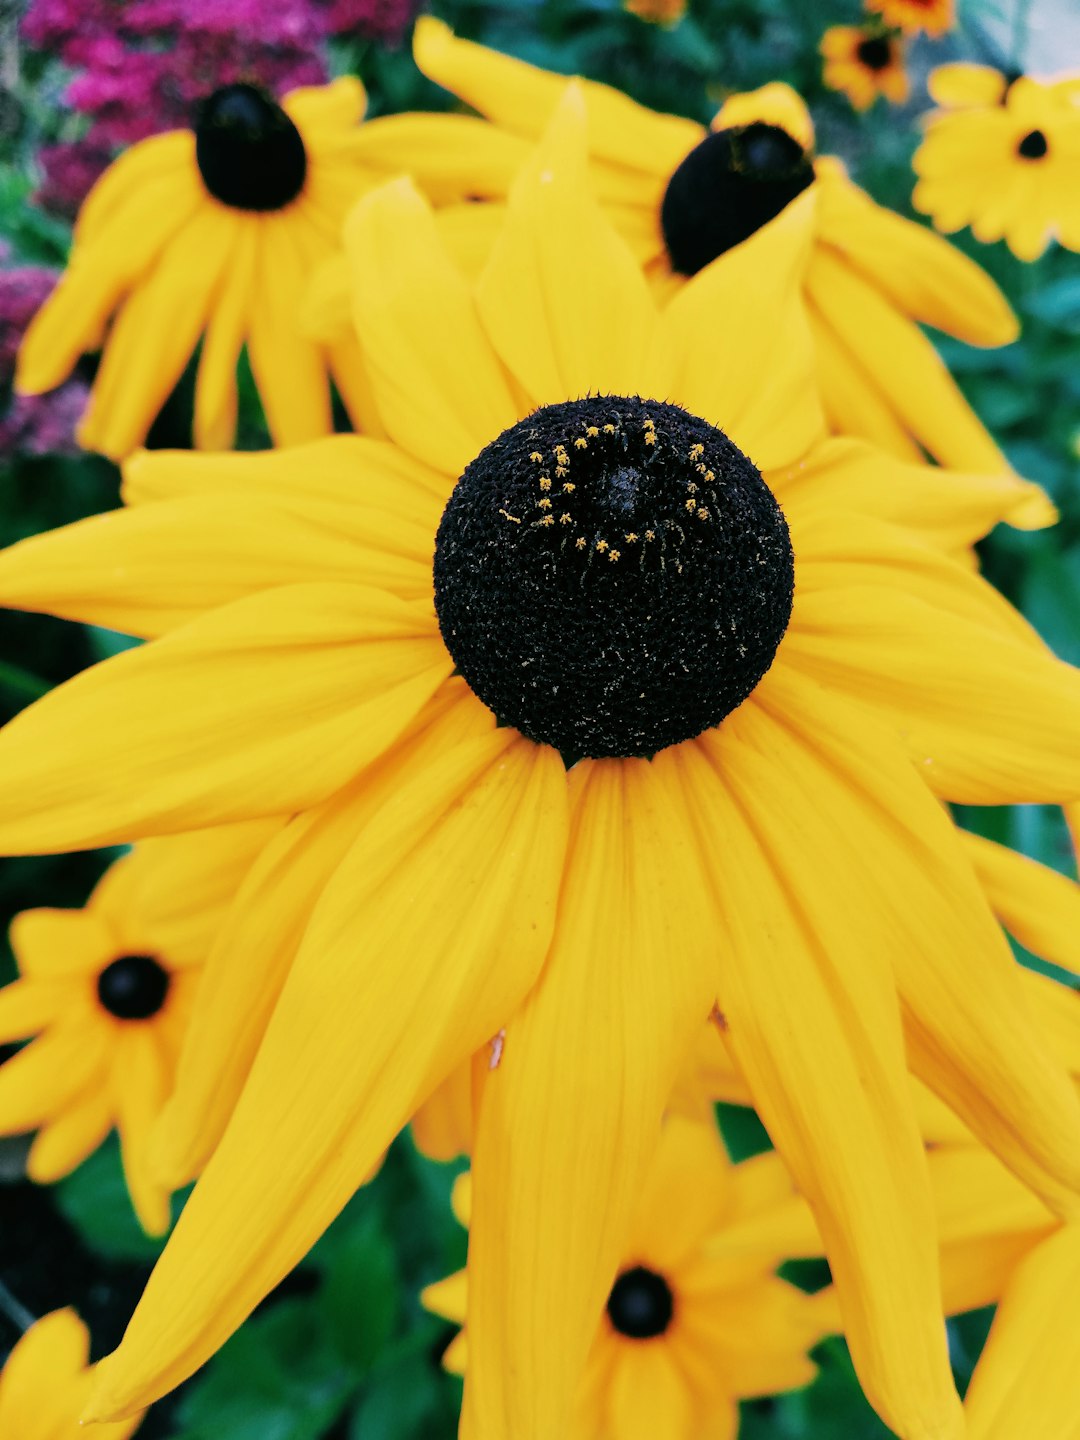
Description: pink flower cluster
xmin=0 ymin=254 xmax=87 ymax=456
xmin=23 ymin=0 xmax=417 ymax=212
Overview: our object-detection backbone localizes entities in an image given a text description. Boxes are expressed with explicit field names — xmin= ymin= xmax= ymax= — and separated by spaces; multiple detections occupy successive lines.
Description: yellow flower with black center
xmin=15 ymin=78 xmax=378 ymax=460
xmin=865 ymin=0 xmax=953 ymax=37
xmin=0 ymin=1309 xmax=143 ymax=1440
xmin=402 ymin=20 xmax=1027 ymax=477
xmin=0 ymin=822 xmax=272 ymax=1233
xmin=0 ymin=95 xmax=1076 ymax=1440
xmin=423 ymin=1118 xmax=830 ymax=1440
xmin=914 ymin=65 xmax=1080 ymax=261
xmin=820 ymin=26 xmax=910 ymax=112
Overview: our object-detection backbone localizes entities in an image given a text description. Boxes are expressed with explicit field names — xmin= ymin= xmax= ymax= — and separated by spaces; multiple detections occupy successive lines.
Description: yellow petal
xmin=114 ymin=1026 xmax=172 ymax=1235
xmin=413 ymin=16 xmax=700 ymax=176
xmin=87 ymin=725 xmax=568 ymax=1421
xmin=463 ymin=756 xmax=719 ymax=1440
xmin=927 ymin=63 xmax=1008 ymax=109
xmin=682 ymin=699 xmax=963 ymax=1440
xmin=606 ymin=1344 xmax=692 ymax=1440
xmin=153 ymin=682 xmax=494 ymax=1189
xmin=805 ymin=245 xmax=1008 ymax=473
xmin=0 ymin=977 xmax=67 ymax=1041
xmin=76 ymin=131 xmax=194 ymax=241
xmin=1020 ymin=970 xmax=1080 ymax=1076
xmin=282 ymin=75 xmax=366 ymax=131
xmin=16 ymin=157 xmax=203 ymax=396
xmin=9 ymin=907 xmax=114 ymax=980
xmin=193 ymin=219 xmax=258 ymax=451
xmin=653 ymin=190 xmax=824 ymax=472
xmin=785 ymin=539 xmax=1080 ymax=803
xmin=0 ymin=1309 xmax=89 ymax=1436
xmin=0 ymin=1023 xmax=108 ymax=1132
xmin=754 ymin=663 xmax=1080 ymax=1216
xmin=627 ymin=1116 xmax=731 ymax=1272
xmin=411 ymin=1061 xmax=473 ymax=1163
xmin=714 ymin=82 xmax=815 ymax=150
xmin=76 ymin=203 xmax=238 ymax=460
xmin=28 ymin=1086 xmax=114 ymax=1182
xmin=0 ymin=583 xmax=449 ymax=852
xmin=246 ymin=218 xmax=334 ymax=447
xmin=0 ymin=485 xmax=436 ymax=637
xmin=475 ymin=84 xmax=656 ymax=405
xmin=964 ymin=1223 xmax=1080 ymax=1440
xmin=813 ymin=160 xmax=1018 ymax=346
xmin=963 ymin=831 xmax=1080 ymax=979
xmin=347 ymin=111 xmax=529 ymax=203
xmin=346 ymin=177 xmax=517 ymax=477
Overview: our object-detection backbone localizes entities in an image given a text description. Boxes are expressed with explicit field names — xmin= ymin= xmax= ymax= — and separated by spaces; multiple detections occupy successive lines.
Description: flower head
xmin=16 ymin=76 xmax=375 ymax=459
xmin=0 ymin=822 xmax=271 ymax=1232
xmin=0 ymin=1308 xmax=143 ymax=1439
xmin=865 ymin=0 xmax=953 ymax=37
xmin=820 ymin=26 xmax=910 ymax=112
xmin=914 ymin=67 xmax=1080 ymax=260
xmin=0 ymin=95 xmax=1077 ymax=1440
xmin=408 ymin=20 xmax=1028 ymax=478
xmin=424 ymin=1118 xmax=830 ymax=1439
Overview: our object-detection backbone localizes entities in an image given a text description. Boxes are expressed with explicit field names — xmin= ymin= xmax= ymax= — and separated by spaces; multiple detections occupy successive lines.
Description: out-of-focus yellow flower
xmin=0 ymin=1309 xmax=142 ymax=1439
xmin=820 ymin=26 xmax=909 ymax=111
xmin=914 ymin=67 xmax=1080 ymax=260
xmin=0 ymin=822 xmax=272 ymax=1232
xmin=407 ymin=21 xmax=1030 ymax=478
xmin=623 ymin=0 xmax=687 ymax=25
xmin=0 ymin=95 xmax=1078 ymax=1440
xmin=423 ymin=1118 xmax=830 ymax=1440
xmin=16 ymin=79 xmax=378 ymax=459
xmin=865 ymin=0 xmax=953 ymax=37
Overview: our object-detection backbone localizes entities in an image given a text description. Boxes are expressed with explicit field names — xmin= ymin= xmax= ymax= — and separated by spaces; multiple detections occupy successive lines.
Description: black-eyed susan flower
xmin=423 ymin=1117 xmax=830 ymax=1440
xmin=0 ymin=1308 xmax=142 ymax=1439
xmin=0 ymin=98 xmax=1077 ymax=1440
xmin=15 ymin=78 xmax=378 ymax=459
xmin=0 ymin=822 xmax=272 ymax=1232
xmin=820 ymin=26 xmax=910 ymax=111
xmin=865 ymin=0 xmax=953 ymax=38
xmin=407 ymin=21 xmax=1028 ymax=477
xmin=914 ymin=66 xmax=1080 ymax=260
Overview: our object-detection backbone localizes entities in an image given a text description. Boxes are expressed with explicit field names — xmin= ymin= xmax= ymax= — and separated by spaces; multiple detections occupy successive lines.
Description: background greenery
xmin=0 ymin=0 xmax=1076 ymax=1434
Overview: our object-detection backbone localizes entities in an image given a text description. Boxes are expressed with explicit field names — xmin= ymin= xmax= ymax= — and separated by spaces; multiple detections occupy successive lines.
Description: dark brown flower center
xmin=607 ymin=1266 xmax=674 ymax=1339
xmin=1017 ymin=128 xmax=1049 ymax=160
xmin=97 ymin=954 xmax=170 ymax=1020
xmin=194 ymin=84 xmax=307 ymax=211
xmin=856 ymin=36 xmax=894 ymax=71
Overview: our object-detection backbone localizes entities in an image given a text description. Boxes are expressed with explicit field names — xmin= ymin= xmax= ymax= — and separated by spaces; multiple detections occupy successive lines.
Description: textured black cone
xmin=195 ymin=84 xmax=307 ymax=211
xmin=607 ymin=1266 xmax=675 ymax=1339
xmin=97 ymin=954 xmax=171 ymax=1021
xmin=433 ymin=396 xmax=794 ymax=762
xmin=660 ymin=122 xmax=814 ymax=276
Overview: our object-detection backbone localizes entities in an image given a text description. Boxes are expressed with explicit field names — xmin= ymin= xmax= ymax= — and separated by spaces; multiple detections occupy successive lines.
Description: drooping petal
xmin=113 ymin=1026 xmax=172 ymax=1236
xmin=153 ymin=681 xmax=493 ymax=1189
xmin=0 ymin=583 xmax=450 ymax=852
xmin=86 ymin=726 xmax=568 ymax=1422
xmin=28 ymin=1086 xmax=114 ymax=1182
xmin=193 ymin=220 xmax=258 ymax=451
xmin=963 ymin=831 xmax=1080 ymax=979
xmin=964 ymin=1223 xmax=1080 ymax=1440
xmin=463 ymin=755 xmax=719 ymax=1440
xmin=9 ymin=907 xmax=115 ymax=980
xmin=475 ymin=84 xmax=655 ymax=406
xmin=753 ymin=663 xmax=1080 ymax=1215
xmin=652 ymin=192 xmax=824 ymax=472
xmin=0 ymin=978 xmax=67 ymax=1041
xmin=605 ymin=1344 xmax=693 ymax=1440
xmin=680 ymin=703 xmax=963 ymax=1440
xmin=346 ymin=111 xmax=530 ymax=202
xmin=413 ymin=17 xmax=701 ymax=176
xmin=346 ymin=177 xmax=517 ymax=478
xmin=0 ymin=1024 xmax=108 ymax=1132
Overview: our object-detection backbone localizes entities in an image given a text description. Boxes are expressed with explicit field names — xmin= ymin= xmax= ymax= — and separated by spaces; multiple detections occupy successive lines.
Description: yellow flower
xmin=820 ymin=26 xmax=910 ymax=111
xmin=409 ymin=20 xmax=1028 ymax=478
xmin=423 ymin=1117 xmax=830 ymax=1440
xmin=0 ymin=822 xmax=272 ymax=1232
xmin=0 ymin=1308 xmax=142 ymax=1439
xmin=623 ymin=0 xmax=687 ymax=25
xmin=865 ymin=0 xmax=953 ymax=37
xmin=0 ymin=96 xmax=1076 ymax=1440
xmin=914 ymin=67 xmax=1080 ymax=260
xmin=15 ymin=79 xmax=376 ymax=460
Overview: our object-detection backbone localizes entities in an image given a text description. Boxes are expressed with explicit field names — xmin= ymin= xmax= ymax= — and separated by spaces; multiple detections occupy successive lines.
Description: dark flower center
xmin=607 ymin=1266 xmax=675 ymax=1339
xmin=1017 ymin=128 xmax=1049 ymax=160
xmin=856 ymin=36 xmax=894 ymax=71
xmin=660 ymin=123 xmax=815 ymax=276
xmin=432 ymin=397 xmax=794 ymax=762
xmin=194 ymin=84 xmax=307 ymax=211
xmin=97 ymin=954 xmax=171 ymax=1021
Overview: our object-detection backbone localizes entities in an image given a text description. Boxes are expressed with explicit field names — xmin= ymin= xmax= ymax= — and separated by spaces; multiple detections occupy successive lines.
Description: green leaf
xmin=54 ymin=1137 xmax=169 ymax=1262
xmin=321 ymin=1213 xmax=400 ymax=1372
